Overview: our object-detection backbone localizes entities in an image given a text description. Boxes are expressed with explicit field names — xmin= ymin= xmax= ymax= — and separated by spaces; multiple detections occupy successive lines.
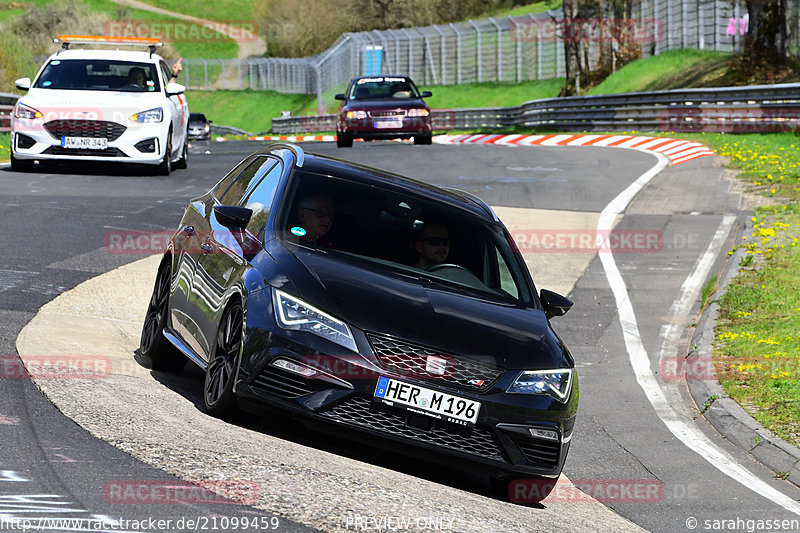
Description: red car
xmin=335 ymin=76 xmax=432 ymax=147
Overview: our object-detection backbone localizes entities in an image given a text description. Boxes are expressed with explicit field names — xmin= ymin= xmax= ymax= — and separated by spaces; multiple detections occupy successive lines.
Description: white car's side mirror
xmin=165 ymin=82 xmax=185 ymax=96
xmin=15 ymin=77 xmax=31 ymax=90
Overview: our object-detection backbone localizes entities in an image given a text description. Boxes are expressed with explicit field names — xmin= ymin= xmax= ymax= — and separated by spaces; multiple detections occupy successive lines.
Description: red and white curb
xmin=433 ymin=134 xmax=715 ymax=166
xmin=248 ymin=135 xmax=334 ymax=142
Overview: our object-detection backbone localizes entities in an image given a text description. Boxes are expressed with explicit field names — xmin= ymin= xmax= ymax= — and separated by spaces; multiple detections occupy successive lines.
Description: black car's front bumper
xmin=234 ymin=332 xmax=577 ymax=479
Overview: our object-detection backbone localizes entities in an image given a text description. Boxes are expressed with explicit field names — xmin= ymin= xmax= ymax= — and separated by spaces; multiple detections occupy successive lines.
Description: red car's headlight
xmin=346 ymin=110 xmax=368 ymax=119
xmin=407 ymin=108 xmax=429 ymax=117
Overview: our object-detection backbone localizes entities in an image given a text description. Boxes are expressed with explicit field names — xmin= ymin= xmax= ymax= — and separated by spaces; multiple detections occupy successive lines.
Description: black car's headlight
xmin=272 ymin=289 xmax=357 ymax=352
xmin=506 ymin=369 xmax=573 ymax=402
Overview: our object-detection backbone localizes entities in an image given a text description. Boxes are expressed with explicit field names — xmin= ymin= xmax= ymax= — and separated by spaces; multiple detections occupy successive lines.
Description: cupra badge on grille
xmin=425 ymin=356 xmax=447 ymax=376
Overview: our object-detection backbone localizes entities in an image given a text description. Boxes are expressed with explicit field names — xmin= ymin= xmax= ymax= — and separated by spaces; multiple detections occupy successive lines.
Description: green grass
xmin=701 ymin=275 xmax=718 ymax=312
xmin=486 ymin=1 xmax=562 ymax=18
xmin=82 ymin=0 xmax=238 ymax=58
xmin=132 ymin=0 xmax=255 ymax=22
xmin=0 ymin=132 xmax=10 ymax=161
xmin=702 ymin=133 xmax=800 ymax=449
xmin=588 ymin=49 xmax=731 ymax=95
xmin=186 ymin=90 xmax=315 ymax=133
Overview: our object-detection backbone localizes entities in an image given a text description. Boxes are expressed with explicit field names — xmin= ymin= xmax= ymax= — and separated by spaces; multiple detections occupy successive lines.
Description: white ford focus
xmin=11 ymin=35 xmax=189 ymax=175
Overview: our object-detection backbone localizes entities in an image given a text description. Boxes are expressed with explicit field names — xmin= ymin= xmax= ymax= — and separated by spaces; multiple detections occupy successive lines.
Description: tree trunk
xmin=743 ymin=0 xmax=787 ymax=65
xmin=560 ymin=0 xmax=581 ymax=96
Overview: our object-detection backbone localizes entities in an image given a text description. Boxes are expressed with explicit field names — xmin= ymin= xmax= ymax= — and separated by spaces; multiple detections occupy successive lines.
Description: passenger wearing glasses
xmin=296 ymin=193 xmax=335 ymax=246
xmin=414 ymin=223 xmax=450 ymax=270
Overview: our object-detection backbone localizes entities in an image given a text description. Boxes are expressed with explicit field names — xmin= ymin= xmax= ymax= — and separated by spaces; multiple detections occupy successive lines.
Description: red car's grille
xmin=44 ymin=120 xmax=127 ymax=141
xmin=369 ymin=110 xmax=405 ymax=118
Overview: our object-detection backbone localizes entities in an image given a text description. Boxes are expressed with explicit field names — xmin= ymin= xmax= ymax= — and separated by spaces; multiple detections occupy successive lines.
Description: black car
xmin=334 ymin=76 xmax=432 ymax=147
xmin=139 ymin=143 xmax=578 ymax=497
xmin=187 ymin=112 xmax=211 ymax=140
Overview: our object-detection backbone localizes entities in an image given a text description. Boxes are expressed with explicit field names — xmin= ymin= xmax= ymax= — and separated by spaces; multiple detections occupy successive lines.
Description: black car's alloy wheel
xmin=139 ymin=262 xmax=187 ymax=372
xmin=203 ymin=303 xmax=243 ymax=417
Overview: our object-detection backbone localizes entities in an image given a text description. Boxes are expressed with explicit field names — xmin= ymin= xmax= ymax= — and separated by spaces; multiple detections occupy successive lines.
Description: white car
xmin=11 ymin=35 xmax=189 ymax=175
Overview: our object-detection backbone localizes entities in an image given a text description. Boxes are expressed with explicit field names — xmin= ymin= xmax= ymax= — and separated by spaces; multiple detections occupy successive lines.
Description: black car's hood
xmin=277 ymin=245 xmax=566 ymax=370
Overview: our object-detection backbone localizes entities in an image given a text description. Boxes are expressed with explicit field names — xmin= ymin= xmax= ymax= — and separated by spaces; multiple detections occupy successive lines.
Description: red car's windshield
xmin=347 ymin=77 xmax=421 ymax=100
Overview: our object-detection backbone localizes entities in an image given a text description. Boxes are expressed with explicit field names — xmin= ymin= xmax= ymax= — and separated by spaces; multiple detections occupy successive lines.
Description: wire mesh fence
xmin=154 ymin=0 xmax=800 ymax=113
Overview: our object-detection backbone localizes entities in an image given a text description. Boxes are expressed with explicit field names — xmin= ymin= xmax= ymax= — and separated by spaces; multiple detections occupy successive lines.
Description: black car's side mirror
xmin=540 ymin=289 xmax=573 ymax=319
xmin=334 ymin=93 xmax=346 ymax=101
xmin=421 ymin=91 xmax=432 ymax=98
xmin=214 ymin=205 xmax=252 ymax=229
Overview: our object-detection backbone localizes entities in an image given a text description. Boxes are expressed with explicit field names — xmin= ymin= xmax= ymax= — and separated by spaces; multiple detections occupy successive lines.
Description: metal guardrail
xmin=0 ymin=93 xmax=20 ymax=133
xmin=272 ymin=83 xmax=800 ymax=135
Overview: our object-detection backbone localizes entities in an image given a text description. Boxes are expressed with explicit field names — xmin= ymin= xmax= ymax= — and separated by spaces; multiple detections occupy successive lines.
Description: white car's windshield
xmin=34 ymin=59 xmax=162 ymax=92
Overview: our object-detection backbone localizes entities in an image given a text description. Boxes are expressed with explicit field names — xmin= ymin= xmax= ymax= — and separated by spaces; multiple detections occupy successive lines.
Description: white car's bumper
xmin=12 ymin=118 xmax=169 ymax=165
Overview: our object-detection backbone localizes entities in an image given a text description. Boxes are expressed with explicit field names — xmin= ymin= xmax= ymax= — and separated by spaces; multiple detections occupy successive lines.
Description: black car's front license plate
xmin=374 ymin=376 xmax=480 ymax=427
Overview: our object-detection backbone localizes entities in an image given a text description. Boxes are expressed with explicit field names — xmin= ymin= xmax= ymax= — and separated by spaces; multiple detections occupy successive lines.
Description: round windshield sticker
xmin=290 ymin=227 xmax=307 ymax=237
xmin=51 ymin=60 xmax=61 ymax=65
xmin=42 ymin=81 xmax=52 ymax=87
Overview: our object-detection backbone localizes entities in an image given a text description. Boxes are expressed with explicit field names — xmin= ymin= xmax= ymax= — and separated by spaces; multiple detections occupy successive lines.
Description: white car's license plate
xmin=374 ymin=376 xmax=480 ymax=426
xmin=374 ymin=119 xmax=402 ymax=129
xmin=61 ymin=137 xmax=108 ymax=149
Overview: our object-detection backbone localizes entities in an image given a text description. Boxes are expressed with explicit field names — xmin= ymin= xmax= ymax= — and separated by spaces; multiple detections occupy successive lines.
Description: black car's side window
xmin=213 ymin=156 xmax=256 ymax=201
xmin=243 ymin=161 xmax=283 ymax=234
xmin=219 ymin=156 xmax=277 ymax=205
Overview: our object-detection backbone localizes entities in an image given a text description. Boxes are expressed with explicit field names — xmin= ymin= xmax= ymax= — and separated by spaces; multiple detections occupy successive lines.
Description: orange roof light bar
xmin=56 ymin=35 xmax=163 ymax=46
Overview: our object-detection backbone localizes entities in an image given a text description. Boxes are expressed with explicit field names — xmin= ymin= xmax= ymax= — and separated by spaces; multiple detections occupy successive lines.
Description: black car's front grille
xmin=367 ymin=333 xmax=503 ymax=393
xmin=43 ymin=146 xmax=126 ymax=157
xmin=320 ymin=396 xmax=506 ymax=461
xmin=44 ymin=119 xmax=127 ymax=141
xmin=511 ymin=435 xmax=560 ymax=468
xmin=251 ymin=366 xmax=330 ymax=398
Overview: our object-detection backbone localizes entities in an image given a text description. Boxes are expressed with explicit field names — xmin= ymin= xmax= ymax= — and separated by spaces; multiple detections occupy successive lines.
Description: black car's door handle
xmin=183 ymin=226 xmax=195 ymax=235
xmin=200 ymin=243 xmax=214 ymax=254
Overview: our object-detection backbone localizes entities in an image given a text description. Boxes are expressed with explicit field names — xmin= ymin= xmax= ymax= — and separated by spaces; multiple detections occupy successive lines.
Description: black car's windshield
xmin=348 ymin=77 xmax=421 ymax=100
xmin=34 ymin=59 xmax=162 ymax=92
xmin=278 ymin=170 xmax=532 ymax=305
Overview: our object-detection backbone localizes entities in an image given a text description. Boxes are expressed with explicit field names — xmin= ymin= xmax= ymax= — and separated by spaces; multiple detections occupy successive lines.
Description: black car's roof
xmin=256 ymin=144 xmax=497 ymax=222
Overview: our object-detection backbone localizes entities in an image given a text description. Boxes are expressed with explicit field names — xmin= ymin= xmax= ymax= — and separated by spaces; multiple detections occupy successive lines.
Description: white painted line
xmin=598 ymin=153 xmax=800 ymax=516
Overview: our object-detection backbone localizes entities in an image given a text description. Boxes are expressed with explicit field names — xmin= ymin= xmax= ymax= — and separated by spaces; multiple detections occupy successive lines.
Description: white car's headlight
xmin=407 ymin=108 xmax=429 ymax=117
xmin=14 ymin=103 xmax=42 ymax=120
xmin=272 ymin=289 xmax=357 ymax=352
xmin=129 ymin=107 xmax=163 ymax=123
xmin=506 ymin=369 xmax=573 ymax=402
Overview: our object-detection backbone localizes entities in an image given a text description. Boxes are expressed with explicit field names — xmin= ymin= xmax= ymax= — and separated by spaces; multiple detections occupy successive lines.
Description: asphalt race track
xmin=2 ymin=140 xmax=800 ymax=532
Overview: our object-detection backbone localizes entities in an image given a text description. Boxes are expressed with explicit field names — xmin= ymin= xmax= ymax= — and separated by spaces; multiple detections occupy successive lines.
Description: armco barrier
xmin=272 ymin=82 xmax=800 ymax=135
xmin=0 ymin=93 xmax=20 ymax=133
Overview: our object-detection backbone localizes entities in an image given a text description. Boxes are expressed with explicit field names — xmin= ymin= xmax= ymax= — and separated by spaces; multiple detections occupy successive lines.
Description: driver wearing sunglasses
xmin=414 ymin=223 xmax=451 ymax=270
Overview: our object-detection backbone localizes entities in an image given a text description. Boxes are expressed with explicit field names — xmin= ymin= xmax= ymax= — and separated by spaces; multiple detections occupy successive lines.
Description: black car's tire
xmin=139 ymin=262 xmax=187 ymax=372
xmin=490 ymin=475 xmax=557 ymax=504
xmin=174 ymin=140 xmax=188 ymax=169
xmin=157 ymin=131 xmax=172 ymax=176
xmin=203 ymin=302 xmax=243 ymax=418
xmin=414 ymin=133 xmax=432 ymax=145
xmin=10 ymin=153 xmax=34 ymax=172
xmin=336 ymin=132 xmax=353 ymax=148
